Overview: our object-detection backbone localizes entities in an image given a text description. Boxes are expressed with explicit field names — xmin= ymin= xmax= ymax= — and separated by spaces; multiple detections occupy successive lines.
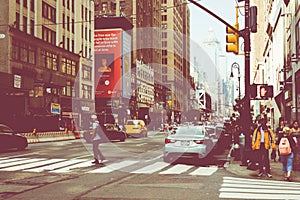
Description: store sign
xmin=51 ymin=103 xmax=61 ymax=114
xmin=14 ymin=75 xmax=21 ymax=88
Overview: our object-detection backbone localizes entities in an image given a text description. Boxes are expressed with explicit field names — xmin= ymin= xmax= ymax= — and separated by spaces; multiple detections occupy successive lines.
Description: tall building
xmin=95 ymin=0 xmax=190 ymax=126
xmin=161 ymin=0 xmax=190 ymax=124
xmin=0 ymin=0 xmax=94 ymax=132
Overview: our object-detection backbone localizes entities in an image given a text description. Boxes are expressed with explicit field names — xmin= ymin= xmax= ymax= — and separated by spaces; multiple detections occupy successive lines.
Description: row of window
xmin=11 ymin=39 xmax=78 ymax=77
xmin=42 ymin=2 xmax=56 ymax=23
xmin=28 ymin=79 xmax=92 ymax=99
xmin=16 ymin=0 xmax=34 ymax=11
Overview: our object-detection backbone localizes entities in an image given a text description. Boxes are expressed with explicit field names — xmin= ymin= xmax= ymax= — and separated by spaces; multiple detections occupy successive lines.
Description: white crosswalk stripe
xmin=87 ymin=160 xmax=139 ymax=173
xmin=131 ymin=162 xmax=169 ymax=174
xmin=219 ymin=176 xmax=300 ymax=199
xmin=159 ymin=164 xmax=193 ymax=174
xmin=189 ymin=166 xmax=218 ymax=176
xmin=0 ymin=158 xmax=45 ymax=169
xmin=0 ymin=157 xmax=219 ymax=176
xmin=24 ymin=159 xmax=83 ymax=172
xmin=0 ymin=159 xmax=63 ymax=171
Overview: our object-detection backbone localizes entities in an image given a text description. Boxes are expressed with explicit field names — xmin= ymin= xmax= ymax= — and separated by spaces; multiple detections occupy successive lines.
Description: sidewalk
xmin=226 ymin=151 xmax=300 ymax=182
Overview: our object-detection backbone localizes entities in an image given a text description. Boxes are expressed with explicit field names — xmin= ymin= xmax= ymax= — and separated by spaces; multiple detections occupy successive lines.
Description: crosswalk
xmin=219 ymin=176 xmax=300 ymax=199
xmin=0 ymin=156 xmax=218 ymax=176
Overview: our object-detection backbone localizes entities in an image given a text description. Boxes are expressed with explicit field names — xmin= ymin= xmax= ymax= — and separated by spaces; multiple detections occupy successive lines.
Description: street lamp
xmin=230 ymin=62 xmax=241 ymax=100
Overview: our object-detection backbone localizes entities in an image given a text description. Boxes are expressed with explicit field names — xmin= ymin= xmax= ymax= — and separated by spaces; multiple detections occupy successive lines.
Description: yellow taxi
xmin=125 ymin=120 xmax=147 ymax=137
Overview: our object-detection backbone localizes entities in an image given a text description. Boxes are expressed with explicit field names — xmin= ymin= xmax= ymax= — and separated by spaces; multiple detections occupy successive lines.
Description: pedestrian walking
xmin=278 ymin=127 xmax=297 ymax=181
xmin=275 ymin=118 xmax=285 ymax=162
xmin=291 ymin=120 xmax=300 ymax=170
xmin=90 ymin=115 xmax=106 ymax=165
xmin=252 ymin=116 xmax=276 ymax=178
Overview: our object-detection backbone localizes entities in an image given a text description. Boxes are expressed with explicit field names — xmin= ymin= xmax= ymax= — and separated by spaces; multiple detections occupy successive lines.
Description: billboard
xmin=94 ymin=29 xmax=122 ymax=98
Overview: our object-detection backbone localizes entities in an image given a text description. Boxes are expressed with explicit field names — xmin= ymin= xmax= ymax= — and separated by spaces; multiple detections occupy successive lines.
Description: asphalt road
xmin=0 ymin=131 xmax=232 ymax=200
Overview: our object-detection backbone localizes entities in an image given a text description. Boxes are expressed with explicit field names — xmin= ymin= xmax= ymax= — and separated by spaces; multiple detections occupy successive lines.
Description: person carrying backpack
xmin=252 ymin=115 xmax=276 ymax=178
xmin=278 ymin=127 xmax=297 ymax=181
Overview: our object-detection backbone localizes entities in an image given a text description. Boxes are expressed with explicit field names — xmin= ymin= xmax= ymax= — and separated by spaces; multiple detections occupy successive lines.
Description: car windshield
xmin=127 ymin=120 xmax=139 ymax=125
xmin=175 ymin=127 xmax=205 ymax=137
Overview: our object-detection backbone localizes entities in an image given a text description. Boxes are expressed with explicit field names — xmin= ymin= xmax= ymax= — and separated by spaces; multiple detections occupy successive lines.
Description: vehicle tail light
xmin=194 ymin=140 xmax=205 ymax=144
xmin=165 ymin=138 xmax=175 ymax=144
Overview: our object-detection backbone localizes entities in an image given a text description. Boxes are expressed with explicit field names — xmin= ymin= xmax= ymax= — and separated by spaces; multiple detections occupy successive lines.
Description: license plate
xmin=181 ymin=141 xmax=190 ymax=146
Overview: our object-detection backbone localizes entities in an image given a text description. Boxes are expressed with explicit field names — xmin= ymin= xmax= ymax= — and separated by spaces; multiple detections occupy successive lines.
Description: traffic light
xmin=226 ymin=24 xmax=239 ymax=54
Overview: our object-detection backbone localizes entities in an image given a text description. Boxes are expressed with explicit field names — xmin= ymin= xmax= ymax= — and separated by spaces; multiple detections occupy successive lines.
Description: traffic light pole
xmin=241 ymin=0 xmax=252 ymax=165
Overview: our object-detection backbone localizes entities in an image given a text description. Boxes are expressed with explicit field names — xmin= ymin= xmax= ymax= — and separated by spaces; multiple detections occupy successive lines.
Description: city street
xmin=0 ymin=131 xmax=228 ymax=200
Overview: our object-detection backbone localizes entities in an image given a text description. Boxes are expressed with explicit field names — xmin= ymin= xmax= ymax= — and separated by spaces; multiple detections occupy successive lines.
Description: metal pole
xmin=242 ymin=0 xmax=252 ymax=164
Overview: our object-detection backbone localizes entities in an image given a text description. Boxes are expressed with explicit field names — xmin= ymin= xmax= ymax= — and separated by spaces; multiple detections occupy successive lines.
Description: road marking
xmin=88 ymin=160 xmax=139 ymax=173
xmin=132 ymin=162 xmax=169 ymax=174
xmin=0 ymin=158 xmax=27 ymax=164
xmin=51 ymin=160 xmax=97 ymax=173
xmin=0 ymin=158 xmax=45 ymax=169
xmin=135 ymin=143 xmax=147 ymax=146
xmin=189 ymin=166 xmax=218 ymax=176
xmin=24 ymin=159 xmax=83 ymax=172
xmin=219 ymin=176 xmax=300 ymax=199
xmin=145 ymin=155 xmax=163 ymax=162
xmin=0 ymin=159 xmax=63 ymax=171
xmin=159 ymin=164 xmax=193 ymax=174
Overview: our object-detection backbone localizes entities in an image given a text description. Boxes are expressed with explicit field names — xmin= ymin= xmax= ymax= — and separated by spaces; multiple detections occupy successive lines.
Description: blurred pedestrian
xmin=278 ymin=127 xmax=296 ymax=181
xmin=291 ymin=120 xmax=300 ymax=170
xmin=275 ymin=118 xmax=285 ymax=162
xmin=90 ymin=115 xmax=106 ymax=165
xmin=252 ymin=116 xmax=276 ymax=178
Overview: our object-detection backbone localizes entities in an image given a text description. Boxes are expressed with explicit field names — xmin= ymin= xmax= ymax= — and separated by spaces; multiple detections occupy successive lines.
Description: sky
xmin=188 ymin=0 xmax=245 ymax=95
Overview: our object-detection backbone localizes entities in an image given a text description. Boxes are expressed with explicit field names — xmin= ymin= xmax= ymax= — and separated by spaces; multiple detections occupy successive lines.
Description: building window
xmin=41 ymin=50 xmax=58 ymax=70
xmin=72 ymin=19 xmax=74 ymax=33
xmin=42 ymin=26 xmax=56 ymax=45
xmin=162 ymin=66 xmax=168 ymax=73
xmin=82 ymin=84 xmax=92 ymax=99
xmin=62 ymin=13 xmax=65 ymax=28
xmin=61 ymin=57 xmax=77 ymax=76
xmin=162 ymin=15 xmax=167 ymax=21
xmin=30 ymin=0 xmax=34 ymax=11
xmin=162 ymin=75 xmax=167 ymax=82
xmin=162 ymin=58 xmax=167 ymax=64
xmin=82 ymin=65 xmax=92 ymax=80
xmin=15 ymin=12 xmax=20 ymax=29
xmin=23 ymin=0 xmax=27 ymax=8
xmin=12 ymin=39 xmax=36 ymax=65
xmin=71 ymin=0 xmax=74 ymax=12
xmin=30 ymin=19 xmax=34 ymax=35
xmin=67 ymin=16 xmax=70 ymax=31
xmin=42 ymin=2 xmax=56 ymax=23
xmin=23 ymin=16 xmax=27 ymax=33
xmin=162 ymin=50 xmax=167 ymax=56
xmin=162 ymin=32 xmax=167 ymax=38
xmin=62 ymin=81 xmax=72 ymax=97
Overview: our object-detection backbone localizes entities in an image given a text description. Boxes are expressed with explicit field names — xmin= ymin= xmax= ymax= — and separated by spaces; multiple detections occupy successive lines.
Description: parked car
xmin=125 ymin=120 xmax=147 ymax=137
xmin=163 ymin=125 xmax=214 ymax=163
xmin=103 ymin=123 xmax=126 ymax=142
xmin=0 ymin=124 xmax=28 ymax=151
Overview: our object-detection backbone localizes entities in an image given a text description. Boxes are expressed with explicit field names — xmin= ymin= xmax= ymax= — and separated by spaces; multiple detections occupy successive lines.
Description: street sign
xmin=0 ymin=34 xmax=5 ymax=39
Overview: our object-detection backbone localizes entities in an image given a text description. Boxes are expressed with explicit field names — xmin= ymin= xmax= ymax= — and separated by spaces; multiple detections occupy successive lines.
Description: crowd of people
xmin=231 ymin=114 xmax=300 ymax=181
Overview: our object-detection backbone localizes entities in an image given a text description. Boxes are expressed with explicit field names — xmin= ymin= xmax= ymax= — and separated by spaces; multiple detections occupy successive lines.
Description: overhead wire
xmin=0 ymin=0 xmax=203 ymax=27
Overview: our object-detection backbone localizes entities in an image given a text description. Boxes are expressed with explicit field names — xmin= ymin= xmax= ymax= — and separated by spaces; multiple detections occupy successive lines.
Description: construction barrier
xmin=20 ymin=130 xmax=79 ymax=144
